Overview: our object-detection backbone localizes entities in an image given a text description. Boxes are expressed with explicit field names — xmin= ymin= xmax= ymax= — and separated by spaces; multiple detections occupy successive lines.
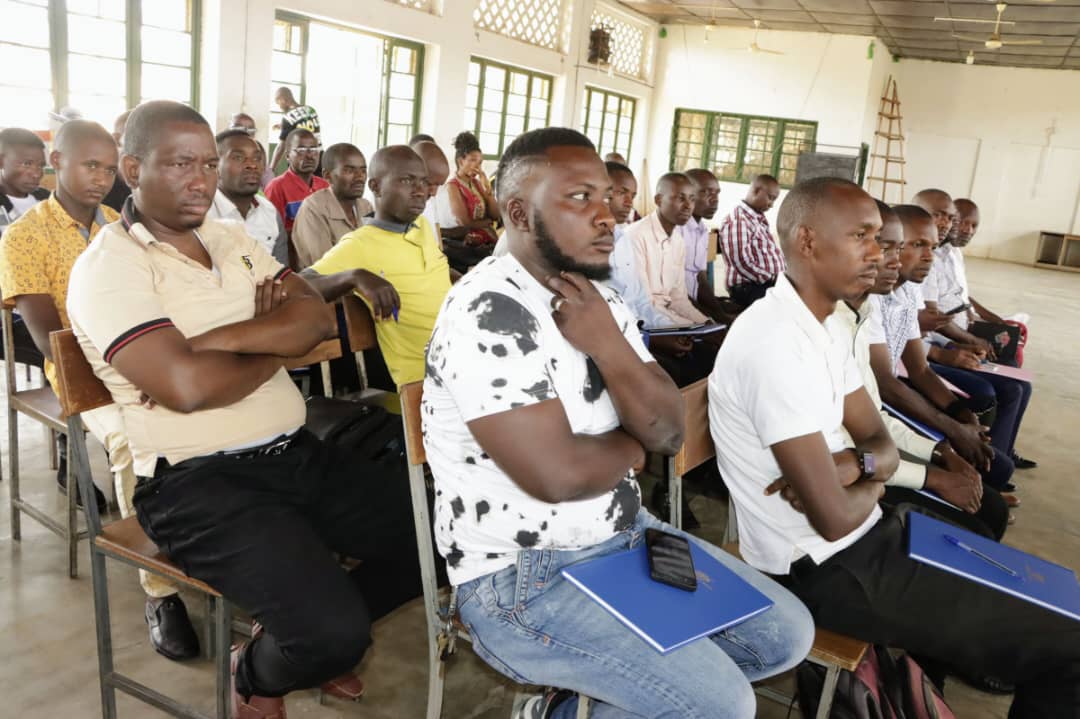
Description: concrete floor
xmin=1 ymin=257 xmax=1077 ymax=719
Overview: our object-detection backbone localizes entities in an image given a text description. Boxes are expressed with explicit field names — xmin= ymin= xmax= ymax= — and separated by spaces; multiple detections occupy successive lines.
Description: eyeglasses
xmin=291 ymin=146 xmax=322 ymax=156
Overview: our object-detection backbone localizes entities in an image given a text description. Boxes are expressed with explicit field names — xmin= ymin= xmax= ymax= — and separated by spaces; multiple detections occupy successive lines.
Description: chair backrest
xmin=398 ymin=381 xmax=426 ymax=466
xmin=2 ymin=306 xmax=19 ymax=395
xmin=673 ymin=377 xmax=715 ymax=476
xmin=49 ymin=329 xmax=113 ymax=417
xmin=342 ymin=293 xmax=376 ymax=352
xmin=283 ymin=301 xmax=342 ymax=370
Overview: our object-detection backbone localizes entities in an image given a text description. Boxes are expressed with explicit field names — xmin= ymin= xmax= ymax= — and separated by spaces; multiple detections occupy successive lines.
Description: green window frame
xmin=0 ymin=0 xmax=201 ymax=129
xmin=581 ymin=86 xmax=635 ymax=162
xmin=465 ymin=57 xmax=552 ymax=160
xmin=670 ymin=108 xmax=817 ymax=188
xmin=271 ymin=11 xmax=424 ymax=149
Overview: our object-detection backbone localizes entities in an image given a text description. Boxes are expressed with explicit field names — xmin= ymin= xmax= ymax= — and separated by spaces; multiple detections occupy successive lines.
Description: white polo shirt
xmin=708 ymin=274 xmax=881 ymax=575
xmin=207 ymin=190 xmax=287 ymax=265
xmin=423 ymin=253 xmax=652 ymax=585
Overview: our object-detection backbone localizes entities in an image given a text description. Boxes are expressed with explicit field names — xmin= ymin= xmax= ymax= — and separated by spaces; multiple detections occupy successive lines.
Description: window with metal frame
xmin=464 ymin=57 xmax=552 ymax=160
xmin=581 ymin=87 xmax=635 ymax=162
xmin=671 ymin=108 xmax=817 ymax=187
xmin=589 ymin=4 xmax=653 ymax=81
xmin=473 ymin=0 xmax=571 ymax=53
xmin=270 ymin=12 xmax=423 ymax=151
xmin=0 ymin=0 xmax=201 ymax=130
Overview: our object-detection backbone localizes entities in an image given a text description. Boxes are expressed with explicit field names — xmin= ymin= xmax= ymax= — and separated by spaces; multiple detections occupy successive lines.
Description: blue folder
xmin=907 ymin=511 xmax=1080 ymax=622
xmin=561 ymin=543 xmax=774 ymax=654
xmin=882 ymin=402 xmax=945 ymax=442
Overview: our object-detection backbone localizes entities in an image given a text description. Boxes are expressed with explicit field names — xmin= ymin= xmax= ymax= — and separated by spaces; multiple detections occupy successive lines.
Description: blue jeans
xmin=929 ymin=362 xmax=1032 ymax=456
xmin=455 ymin=510 xmax=815 ymax=718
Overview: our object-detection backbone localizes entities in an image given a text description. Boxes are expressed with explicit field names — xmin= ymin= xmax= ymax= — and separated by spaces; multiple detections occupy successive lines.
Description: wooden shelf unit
xmin=1035 ymin=231 xmax=1080 ymax=273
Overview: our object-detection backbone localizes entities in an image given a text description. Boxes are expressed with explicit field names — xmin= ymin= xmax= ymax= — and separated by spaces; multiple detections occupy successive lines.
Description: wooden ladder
xmin=865 ymin=75 xmax=907 ymax=203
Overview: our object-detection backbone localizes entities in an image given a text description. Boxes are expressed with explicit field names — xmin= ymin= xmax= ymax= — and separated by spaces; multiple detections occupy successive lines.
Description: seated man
xmin=829 ymin=200 xmax=1008 ymax=540
xmin=102 ymin=110 xmax=132 ymax=212
xmin=67 ymin=101 xmax=424 ymax=716
xmin=207 ymin=130 xmax=288 ymax=264
xmin=916 ymin=190 xmax=1034 ymax=470
xmin=292 ymin=142 xmax=373 ymax=269
xmin=874 ymin=205 xmax=1018 ymax=497
xmin=302 ymin=145 xmax=452 ymax=388
xmin=0 ymin=119 xmax=203 ymax=660
xmin=226 ymin=112 xmax=276 ymax=188
xmin=424 ymin=128 xmax=813 ymax=718
xmin=709 ymin=177 xmax=1080 ymax=718
xmin=264 ymin=128 xmax=328 ymax=239
xmin=626 ymin=172 xmax=710 ymax=326
xmin=684 ymin=168 xmax=736 ymax=325
xmin=411 ymin=139 xmax=451 ymax=233
xmin=717 ymin=173 xmax=782 ymax=308
xmin=0 ymin=127 xmax=49 ymax=231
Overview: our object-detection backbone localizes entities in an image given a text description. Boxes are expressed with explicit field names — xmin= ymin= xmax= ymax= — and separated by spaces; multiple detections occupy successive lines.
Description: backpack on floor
xmin=304 ymin=395 xmax=404 ymax=464
xmin=796 ymin=645 xmax=956 ymax=719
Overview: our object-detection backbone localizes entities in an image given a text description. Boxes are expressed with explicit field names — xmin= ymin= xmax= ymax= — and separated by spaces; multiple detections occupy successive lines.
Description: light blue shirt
xmin=608 ymin=224 xmax=674 ymax=329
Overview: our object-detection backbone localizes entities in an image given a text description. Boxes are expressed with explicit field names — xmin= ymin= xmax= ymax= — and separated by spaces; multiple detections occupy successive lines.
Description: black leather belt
xmin=214 ymin=432 xmax=297 ymax=461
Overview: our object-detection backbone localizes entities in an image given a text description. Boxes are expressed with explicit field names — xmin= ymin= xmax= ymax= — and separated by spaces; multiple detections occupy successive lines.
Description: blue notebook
xmin=907 ymin=511 xmax=1080 ymax=622
xmin=882 ymin=402 xmax=945 ymax=442
xmin=561 ymin=543 xmax=774 ymax=654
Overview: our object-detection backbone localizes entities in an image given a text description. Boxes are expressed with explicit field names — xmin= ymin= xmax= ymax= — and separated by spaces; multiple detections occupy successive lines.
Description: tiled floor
xmin=1 ymin=257 xmax=1076 ymax=718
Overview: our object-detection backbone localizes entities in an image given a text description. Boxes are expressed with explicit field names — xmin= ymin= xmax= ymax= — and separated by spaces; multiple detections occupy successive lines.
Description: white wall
xmin=647 ymin=24 xmax=879 ymax=225
xmin=887 ymin=59 xmax=1080 ymax=264
xmin=199 ymin=0 xmax=657 ymax=167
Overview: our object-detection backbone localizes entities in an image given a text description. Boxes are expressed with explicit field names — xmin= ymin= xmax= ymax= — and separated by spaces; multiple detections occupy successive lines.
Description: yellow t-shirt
xmin=0 ymin=195 xmax=118 ymax=390
xmin=311 ymin=215 xmax=451 ymax=386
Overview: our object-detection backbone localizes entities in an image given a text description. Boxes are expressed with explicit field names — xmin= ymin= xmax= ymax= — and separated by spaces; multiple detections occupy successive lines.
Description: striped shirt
xmin=718 ymin=200 xmax=785 ymax=290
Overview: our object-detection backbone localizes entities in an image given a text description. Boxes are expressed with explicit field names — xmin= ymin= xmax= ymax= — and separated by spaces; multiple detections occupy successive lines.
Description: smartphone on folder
xmin=645 ymin=528 xmax=697 ymax=592
xmin=944 ymin=302 xmax=972 ymax=316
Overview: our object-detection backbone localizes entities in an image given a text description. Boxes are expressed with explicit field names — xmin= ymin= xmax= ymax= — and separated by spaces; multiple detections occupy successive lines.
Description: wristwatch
xmin=856 ymin=451 xmax=877 ymax=481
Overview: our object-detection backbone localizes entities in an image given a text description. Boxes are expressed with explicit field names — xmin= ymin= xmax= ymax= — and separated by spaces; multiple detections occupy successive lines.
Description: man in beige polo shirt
xmin=291 ymin=142 xmax=373 ymax=268
xmin=67 ymin=101 xmax=425 ymax=718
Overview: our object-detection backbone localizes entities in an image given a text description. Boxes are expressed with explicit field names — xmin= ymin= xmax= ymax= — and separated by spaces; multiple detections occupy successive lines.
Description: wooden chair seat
xmin=10 ymin=386 xmax=65 ymax=432
xmin=95 ymin=516 xmax=220 ymax=597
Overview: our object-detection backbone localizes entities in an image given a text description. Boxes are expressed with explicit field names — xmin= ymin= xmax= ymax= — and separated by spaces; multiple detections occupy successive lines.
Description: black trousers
xmin=883 ymin=484 xmax=1009 ymax=540
xmin=133 ymin=430 xmax=425 ymax=698
xmin=785 ymin=507 xmax=1080 ymax=718
xmin=728 ymin=278 xmax=775 ymax=309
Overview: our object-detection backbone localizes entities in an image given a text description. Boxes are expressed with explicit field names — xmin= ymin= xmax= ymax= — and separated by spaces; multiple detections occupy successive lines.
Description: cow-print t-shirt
xmin=423 ymin=253 xmax=652 ymax=585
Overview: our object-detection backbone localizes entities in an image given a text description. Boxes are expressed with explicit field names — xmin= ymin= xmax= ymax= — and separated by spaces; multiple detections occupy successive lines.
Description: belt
xmin=214 ymin=432 xmax=298 ymax=461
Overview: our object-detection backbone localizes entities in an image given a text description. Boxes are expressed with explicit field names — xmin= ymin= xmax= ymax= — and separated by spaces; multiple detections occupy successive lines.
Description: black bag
xmin=304 ymin=395 xmax=404 ymax=463
xmin=969 ymin=321 xmax=1021 ymax=366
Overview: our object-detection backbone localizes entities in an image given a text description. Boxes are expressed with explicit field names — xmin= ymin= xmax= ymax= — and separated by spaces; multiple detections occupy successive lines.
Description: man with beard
xmin=625 ymin=172 xmax=709 ymax=326
xmin=826 ymin=200 xmax=1008 ymax=540
xmin=207 ymin=130 xmax=288 ymax=264
xmin=710 ymin=179 xmax=1080 ymax=718
xmin=422 ymin=128 xmax=814 ymax=718
xmin=264 ymin=128 xmax=327 ymax=239
xmin=292 ymin=143 xmax=373 ymax=269
xmin=868 ymin=205 xmax=1017 ymax=497
xmin=302 ymin=145 xmax=451 ymax=387
xmin=66 ymin=101 xmax=425 ymax=717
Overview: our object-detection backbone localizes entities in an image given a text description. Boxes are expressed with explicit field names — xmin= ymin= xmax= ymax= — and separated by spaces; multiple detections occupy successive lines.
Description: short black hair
xmin=322 ymin=142 xmax=362 ymax=175
xmin=874 ymin=198 xmax=896 ymax=221
xmin=494 ymin=127 xmax=595 ymax=207
xmin=54 ymin=119 xmax=114 ymax=155
xmin=686 ymin=167 xmax=717 ymax=185
xmin=284 ymin=128 xmax=315 ymax=149
xmin=215 ymin=128 xmax=254 ymax=148
xmin=452 ymin=131 xmax=481 ymax=161
xmin=605 ymin=161 xmax=633 ymax=179
xmin=0 ymin=127 xmax=45 ymax=155
xmin=655 ymin=171 xmax=691 ymax=195
xmin=776 ymin=176 xmax=860 ymax=248
xmin=893 ymin=204 xmax=934 ymax=227
xmin=123 ymin=100 xmax=208 ymax=158
xmin=409 ymin=133 xmax=436 ymax=146
xmin=753 ymin=173 xmax=779 ymax=186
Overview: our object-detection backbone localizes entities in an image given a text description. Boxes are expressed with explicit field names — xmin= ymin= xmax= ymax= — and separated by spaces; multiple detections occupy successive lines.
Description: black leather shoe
xmin=146 ymin=594 xmax=200 ymax=661
xmin=1010 ymin=452 xmax=1037 ymax=470
xmin=56 ymin=458 xmax=107 ymax=514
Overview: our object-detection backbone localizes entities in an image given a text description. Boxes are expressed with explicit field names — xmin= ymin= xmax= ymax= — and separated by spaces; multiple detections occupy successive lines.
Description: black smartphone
xmin=944 ymin=302 xmax=971 ymax=316
xmin=645 ymin=528 xmax=697 ymax=592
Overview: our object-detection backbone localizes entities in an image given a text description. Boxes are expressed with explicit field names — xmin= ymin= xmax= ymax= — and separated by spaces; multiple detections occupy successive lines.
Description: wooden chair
xmin=3 ymin=305 xmax=86 ymax=577
xmin=398 ymin=381 xmax=590 ymax=719
xmin=667 ymin=377 xmax=869 ymax=718
xmin=50 ymin=327 xmax=232 ymax=719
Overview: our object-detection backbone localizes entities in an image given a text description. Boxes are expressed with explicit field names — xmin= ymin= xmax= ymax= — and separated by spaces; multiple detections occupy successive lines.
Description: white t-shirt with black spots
xmin=423 ymin=253 xmax=654 ymax=585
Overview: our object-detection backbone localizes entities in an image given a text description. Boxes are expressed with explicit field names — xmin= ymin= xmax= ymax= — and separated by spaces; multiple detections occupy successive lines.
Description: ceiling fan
xmin=935 ymin=3 xmax=1043 ymax=50
xmin=736 ymin=19 xmax=785 ymax=55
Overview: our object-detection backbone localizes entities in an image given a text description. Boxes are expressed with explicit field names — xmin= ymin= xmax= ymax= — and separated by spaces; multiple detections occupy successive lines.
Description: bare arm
xmin=468 ymin=400 xmax=645 ymax=504
xmin=186 ymin=272 xmax=335 ymax=357
xmin=269 ymin=143 xmax=286 ymax=177
xmin=299 ymin=267 xmax=400 ymax=321
xmin=13 ymin=294 xmax=62 ymax=362
xmin=842 ymin=386 xmax=900 ymax=481
xmin=971 ymin=298 xmax=1004 ymax=325
xmin=770 ymin=432 xmax=885 ymax=542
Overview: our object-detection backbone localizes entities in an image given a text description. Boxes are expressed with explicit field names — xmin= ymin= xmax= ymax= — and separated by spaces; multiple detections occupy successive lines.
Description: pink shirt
xmin=625 ymin=212 xmax=708 ymax=326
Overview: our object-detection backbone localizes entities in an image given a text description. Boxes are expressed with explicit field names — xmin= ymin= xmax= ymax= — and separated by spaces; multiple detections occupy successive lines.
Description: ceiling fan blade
xmin=952 ymin=33 xmax=988 ymax=41
xmin=935 ymin=16 xmax=1016 ymax=25
xmin=758 ymin=48 xmax=786 ymax=54
xmin=1001 ymin=39 xmax=1044 ymax=45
